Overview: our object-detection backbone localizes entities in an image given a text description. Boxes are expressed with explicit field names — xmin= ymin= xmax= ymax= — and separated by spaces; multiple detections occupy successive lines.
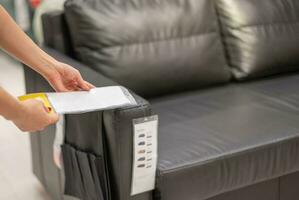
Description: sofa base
xmin=208 ymin=172 xmax=299 ymax=200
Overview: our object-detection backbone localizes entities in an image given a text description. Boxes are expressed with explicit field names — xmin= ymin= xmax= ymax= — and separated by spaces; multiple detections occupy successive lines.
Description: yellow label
xmin=18 ymin=93 xmax=54 ymax=113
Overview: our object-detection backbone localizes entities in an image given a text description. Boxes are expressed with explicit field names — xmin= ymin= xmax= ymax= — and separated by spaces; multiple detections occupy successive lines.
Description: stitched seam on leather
xmin=96 ymin=112 xmax=101 ymax=156
xmin=115 ymin=103 xmax=150 ymax=112
xmin=245 ymin=87 xmax=299 ymax=111
xmin=76 ymin=31 xmax=218 ymax=51
xmin=112 ymin=109 xmax=122 ymax=199
xmin=226 ymin=20 xmax=299 ymax=31
xmin=205 ymin=169 xmax=299 ymax=200
xmin=159 ymin=133 xmax=299 ymax=175
xmin=101 ymin=112 xmax=112 ymax=200
xmin=213 ymin=1 xmax=236 ymax=79
xmin=278 ymin=176 xmax=281 ymax=200
xmin=158 ymin=137 xmax=299 ymax=199
xmin=101 ymin=113 xmax=124 ymax=197
xmin=222 ymin=21 xmax=299 ymax=76
xmin=156 ymin=170 xmax=165 ymax=200
xmin=67 ymin=0 xmax=219 ymax=49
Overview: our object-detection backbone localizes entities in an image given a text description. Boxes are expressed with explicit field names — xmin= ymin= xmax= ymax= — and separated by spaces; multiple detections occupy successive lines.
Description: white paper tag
xmin=47 ymin=86 xmax=137 ymax=114
xmin=131 ymin=115 xmax=158 ymax=196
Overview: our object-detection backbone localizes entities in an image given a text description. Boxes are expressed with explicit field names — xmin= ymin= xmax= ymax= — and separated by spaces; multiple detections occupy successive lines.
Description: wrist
xmin=0 ymin=88 xmax=24 ymax=121
xmin=40 ymin=60 xmax=60 ymax=79
xmin=4 ymin=99 xmax=25 ymax=122
xmin=32 ymin=51 xmax=60 ymax=79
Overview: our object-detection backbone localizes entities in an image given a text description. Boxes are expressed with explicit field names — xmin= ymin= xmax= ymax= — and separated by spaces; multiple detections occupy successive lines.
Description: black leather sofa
xmin=24 ymin=0 xmax=299 ymax=200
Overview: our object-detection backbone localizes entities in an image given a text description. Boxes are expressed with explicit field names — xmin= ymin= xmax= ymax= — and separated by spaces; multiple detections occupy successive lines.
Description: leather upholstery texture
xmin=151 ymin=73 xmax=299 ymax=200
xmin=64 ymin=0 xmax=231 ymax=97
xmin=216 ymin=0 xmax=299 ymax=80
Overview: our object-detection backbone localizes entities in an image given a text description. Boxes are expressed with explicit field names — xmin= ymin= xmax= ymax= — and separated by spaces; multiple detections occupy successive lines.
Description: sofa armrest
xmin=24 ymin=47 xmax=153 ymax=200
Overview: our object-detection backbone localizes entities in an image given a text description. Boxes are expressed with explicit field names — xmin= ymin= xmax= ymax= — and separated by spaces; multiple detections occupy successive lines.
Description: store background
xmin=0 ymin=0 xmax=51 ymax=199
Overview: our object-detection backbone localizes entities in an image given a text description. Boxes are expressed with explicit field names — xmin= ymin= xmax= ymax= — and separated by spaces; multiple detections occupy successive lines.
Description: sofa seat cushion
xmin=64 ymin=0 xmax=230 ymax=97
xmin=151 ymin=73 xmax=299 ymax=200
xmin=216 ymin=0 xmax=299 ymax=80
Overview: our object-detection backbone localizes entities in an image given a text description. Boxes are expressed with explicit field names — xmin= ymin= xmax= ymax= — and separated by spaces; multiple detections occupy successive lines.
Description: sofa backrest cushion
xmin=216 ymin=0 xmax=299 ymax=80
xmin=64 ymin=0 xmax=230 ymax=97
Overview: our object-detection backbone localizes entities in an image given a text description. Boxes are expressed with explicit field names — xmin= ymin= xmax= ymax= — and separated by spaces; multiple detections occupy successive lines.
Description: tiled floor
xmin=0 ymin=52 xmax=51 ymax=200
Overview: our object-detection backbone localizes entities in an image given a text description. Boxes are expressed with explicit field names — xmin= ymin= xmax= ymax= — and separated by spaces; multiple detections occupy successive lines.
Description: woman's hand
xmin=0 ymin=6 xmax=94 ymax=92
xmin=44 ymin=62 xmax=95 ymax=92
xmin=12 ymin=99 xmax=59 ymax=132
xmin=0 ymin=6 xmax=95 ymax=133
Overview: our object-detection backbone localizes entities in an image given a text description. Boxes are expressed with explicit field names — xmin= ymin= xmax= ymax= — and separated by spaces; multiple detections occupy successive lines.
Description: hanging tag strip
xmin=131 ymin=115 xmax=159 ymax=196
xmin=53 ymin=115 xmax=65 ymax=169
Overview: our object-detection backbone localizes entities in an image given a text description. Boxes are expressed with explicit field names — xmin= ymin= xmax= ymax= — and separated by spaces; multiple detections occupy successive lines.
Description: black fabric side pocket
xmin=62 ymin=144 xmax=105 ymax=200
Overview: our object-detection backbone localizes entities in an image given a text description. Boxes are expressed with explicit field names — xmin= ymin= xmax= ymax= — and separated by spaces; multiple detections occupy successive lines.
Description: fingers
xmin=35 ymin=100 xmax=52 ymax=114
xmin=15 ymin=99 xmax=59 ymax=132
xmin=50 ymin=79 xmax=69 ymax=92
xmin=85 ymin=81 xmax=96 ymax=89
xmin=34 ymin=100 xmax=59 ymax=124
xmin=77 ymin=74 xmax=94 ymax=91
xmin=46 ymin=63 xmax=94 ymax=92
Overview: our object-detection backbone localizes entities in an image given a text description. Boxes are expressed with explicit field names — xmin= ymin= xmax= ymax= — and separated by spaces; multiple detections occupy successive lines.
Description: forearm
xmin=0 ymin=6 xmax=58 ymax=78
xmin=0 ymin=87 xmax=22 ymax=121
